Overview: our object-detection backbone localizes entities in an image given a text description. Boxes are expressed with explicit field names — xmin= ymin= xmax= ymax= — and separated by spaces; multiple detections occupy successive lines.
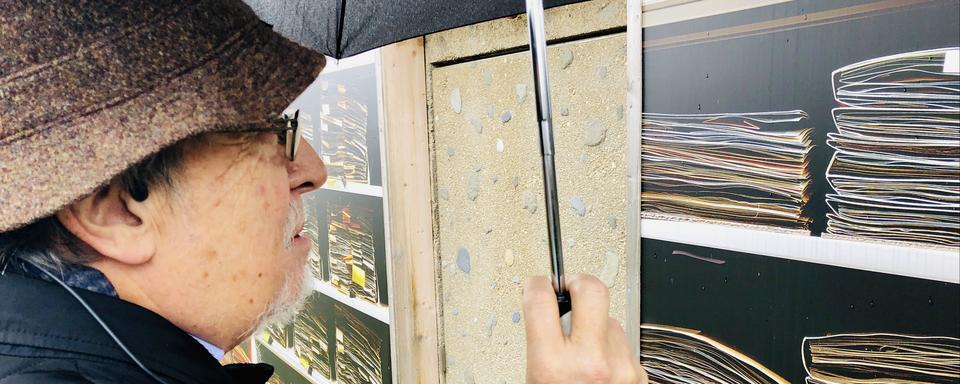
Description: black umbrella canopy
xmin=245 ymin=0 xmax=586 ymax=59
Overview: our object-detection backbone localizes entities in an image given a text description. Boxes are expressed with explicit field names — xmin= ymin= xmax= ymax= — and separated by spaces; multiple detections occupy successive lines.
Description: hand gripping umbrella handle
xmin=526 ymin=0 xmax=570 ymax=316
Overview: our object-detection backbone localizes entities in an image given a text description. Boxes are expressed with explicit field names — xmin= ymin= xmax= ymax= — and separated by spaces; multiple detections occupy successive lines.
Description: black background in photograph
xmin=296 ymin=64 xmax=382 ymax=187
xmin=640 ymin=238 xmax=960 ymax=382
xmin=315 ymin=188 xmax=389 ymax=306
xmin=641 ymin=0 xmax=960 ymax=236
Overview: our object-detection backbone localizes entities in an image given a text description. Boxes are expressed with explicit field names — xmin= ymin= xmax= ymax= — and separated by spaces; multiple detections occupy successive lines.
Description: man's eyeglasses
xmin=232 ymin=109 xmax=305 ymax=161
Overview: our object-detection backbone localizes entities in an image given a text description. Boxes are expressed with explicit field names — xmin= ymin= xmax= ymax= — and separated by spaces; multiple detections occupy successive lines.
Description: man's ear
xmin=57 ymin=179 xmax=158 ymax=265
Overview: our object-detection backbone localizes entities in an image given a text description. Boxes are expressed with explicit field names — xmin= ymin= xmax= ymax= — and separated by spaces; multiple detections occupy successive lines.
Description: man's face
xmin=130 ymin=133 xmax=326 ymax=347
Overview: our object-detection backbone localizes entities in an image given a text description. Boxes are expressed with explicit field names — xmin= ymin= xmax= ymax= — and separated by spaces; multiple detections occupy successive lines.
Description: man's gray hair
xmin=0 ymin=140 xmax=189 ymax=271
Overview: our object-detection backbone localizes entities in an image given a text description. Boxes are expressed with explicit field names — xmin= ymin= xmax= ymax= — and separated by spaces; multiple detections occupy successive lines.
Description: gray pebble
xmin=500 ymin=111 xmax=512 ymax=123
xmin=490 ymin=175 xmax=498 ymax=184
xmin=566 ymin=238 xmax=577 ymax=249
xmin=579 ymin=153 xmax=589 ymax=163
xmin=464 ymin=371 xmax=477 ymax=384
xmin=482 ymin=69 xmax=493 ymax=86
xmin=473 ymin=164 xmax=483 ymax=172
xmin=608 ymin=216 xmax=618 ymax=229
xmin=515 ymin=83 xmax=528 ymax=104
xmin=439 ymin=188 xmax=449 ymax=201
xmin=600 ymin=251 xmax=620 ymax=287
xmin=457 ymin=247 xmax=471 ymax=273
xmin=560 ymin=49 xmax=574 ymax=69
xmin=470 ymin=117 xmax=483 ymax=134
xmin=521 ymin=190 xmax=537 ymax=214
xmin=571 ymin=196 xmax=587 ymax=216
xmin=447 ymin=146 xmax=455 ymax=157
xmin=452 ymin=308 xmax=460 ymax=316
xmin=496 ymin=138 xmax=504 ymax=153
xmin=466 ymin=173 xmax=480 ymax=201
xmin=485 ymin=104 xmax=495 ymax=118
xmin=616 ymin=104 xmax=624 ymax=121
xmin=450 ymin=88 xmax=462 ymax=113
xmin=512 ymin=275 xmax=521 ymax=285
xmin=512 ymin=312 xmax=521 ymax=323
xmin=597 ymin=65 xmax=608 ymax=80
xmin=512 ymin=176 xmax=519 ymax=189
xmin=560 ymin=106 xmax=570 ymax=116
xmin=583 ymin=120 xmax=607 ymax=146
xmin=484 ymin=316 xmax=497 ymax=337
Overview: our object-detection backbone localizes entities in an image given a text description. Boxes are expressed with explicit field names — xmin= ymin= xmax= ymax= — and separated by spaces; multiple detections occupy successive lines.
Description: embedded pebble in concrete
xmin=466 ymin=173 xmax=480 ymax=201
xmin=496 ymin=138 xmax=504 ymax=153
xmin=512 ymin=176 xmax=519 ymax=189
xmin=457 ymin=247 xmax=471 ymax=273
xmin=464 ymin=371 xmax=477 ymax=384
xmin=439 ymin=188 xmax=449 ymax=201
xmin=600 ymin=250 xmax=620 ymax=287
xmin=512 ymin=275 xmax=521 ymax=285
xmin=579 ymin=153 xmax=589 ymax=163
xmin=484 ymin=316 xmax=497 ymax=337
xmin=473 ymin=164 xmax=483 ymax=172
xmin=500 ymin=111 xmax=512 ymax=123
xmin=482 ymin=69 xmax=493 ymax=86
xmin=571 ymin=196 xmax=587 ymax=216
xmin=450 ymin=88 xmax=462 ymax=113
xmin=490 ymin=175 xmax=498 ymax=184
xmin=560 ymin=49 xmax=574 ymax=69
xmin=560 ymin=106 xmax=570 ymax=116
xmin=447 ymin=146 xmax=455 ymax=157
xmin=597 ymin=65 xmax=608 ymax=80
xmin=566 ymin=238 xmax=576 ymax=249
xmin=512 ymin=311 xmax=521 ymax=324
xmin=583 ymin=120 xmax=607 ymax=146
xmin=616 ymin=104 xmax=624 ymax=121
xmin=608 ymin=216 xmax=618 ymax=229
xmin=515 ymin=83 xmax=527 ymax=104
xmin=503 ymin=249 xmax=515 ymax=266
xmin=452 ymin=308 xmax=460 ymax=316
xmin=485 ymin=104 xmax=495 ymax=118
xmin=485 ymin=227 xmax=494 ymax=234
xmin=521 ymin=190 xmax=537 ymax=214
xmin=470 ymin=117 xmax=483 ymax=134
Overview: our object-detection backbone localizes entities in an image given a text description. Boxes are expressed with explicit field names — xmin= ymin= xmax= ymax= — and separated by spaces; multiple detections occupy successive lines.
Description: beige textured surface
xmin=429 ymin=33 xmax=628 ymax=383
xmin=425 ymin=0 xmax=626 ymax=64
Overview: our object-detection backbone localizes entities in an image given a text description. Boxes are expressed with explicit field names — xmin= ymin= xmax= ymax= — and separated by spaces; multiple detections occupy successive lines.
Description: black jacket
xmin=0 ymin=272 xmax=274 ymax=383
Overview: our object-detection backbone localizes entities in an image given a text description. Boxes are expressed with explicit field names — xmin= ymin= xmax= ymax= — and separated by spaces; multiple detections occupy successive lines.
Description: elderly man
xmin=0 ymin=1 xmax=646 ymax=383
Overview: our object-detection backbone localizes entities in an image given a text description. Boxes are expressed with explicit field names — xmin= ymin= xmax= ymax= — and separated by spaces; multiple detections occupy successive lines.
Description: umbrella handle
xmin=526 ymin=0 xmax=569 ymax=316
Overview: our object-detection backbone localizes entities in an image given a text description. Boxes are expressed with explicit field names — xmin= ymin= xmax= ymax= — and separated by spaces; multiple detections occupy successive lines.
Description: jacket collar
xmin=0 ymin=272 xmax=272 ymax=383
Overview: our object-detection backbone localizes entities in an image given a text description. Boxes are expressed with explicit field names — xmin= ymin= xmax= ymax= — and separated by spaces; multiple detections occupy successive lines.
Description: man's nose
xmin=288 ymin=137 xmax=327 ymax=194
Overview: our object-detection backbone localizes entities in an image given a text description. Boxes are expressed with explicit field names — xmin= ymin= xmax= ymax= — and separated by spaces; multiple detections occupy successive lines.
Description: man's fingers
xmin=606 ymin=318 xmax=644 ymax=383
xmin=522 ymin=276 xmax=563 ymax=352
xmin=566 ymin=273 xmax=610 ymax=344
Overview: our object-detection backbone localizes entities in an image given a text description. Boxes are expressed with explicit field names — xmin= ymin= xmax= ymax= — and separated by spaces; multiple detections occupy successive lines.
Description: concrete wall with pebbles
xmin=428 ymin=26 xmax=628 ymax=383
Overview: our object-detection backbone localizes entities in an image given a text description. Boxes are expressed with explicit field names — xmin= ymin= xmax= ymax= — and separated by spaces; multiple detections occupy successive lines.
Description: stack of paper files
xmin=318 ymin=81 xmax=371 ymax=186
xmin=335 ymin=304 xmax=384 ymax=384
xmin=641 ymin=111 xmax=813 ymax=229
xmin=328 ymin=204 xmax=379 ymax=304
xmin=826 ymin=48 xmax=960 ymax=247
xmin=294 ymin=294 xmax=332 ymax=380
xmin=803 ymin=333 xmax=960 ymax=384
xmin=640 ymin=324 xmax=788 ymax=384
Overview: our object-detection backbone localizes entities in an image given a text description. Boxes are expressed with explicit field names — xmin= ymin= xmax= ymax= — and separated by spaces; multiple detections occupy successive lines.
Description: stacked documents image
xmin=802 ymin=333 xmax=960 ymax=383
xmin=328 ymin=204 xmax=379 ymax=305
xmin=318 ymin=80 xmax=371 ymax=186
xmin=641 ymin=111 xmax=813 ymax=230
xmin=294 ymin=294 xmax=333 ymax=380
xmin=640 ymin=324 xmax=788 ymax=384
xmin=826 ymin=48 xmax=960 ymax=247
xmin=335 ymin=304 xmax=385 ymax=384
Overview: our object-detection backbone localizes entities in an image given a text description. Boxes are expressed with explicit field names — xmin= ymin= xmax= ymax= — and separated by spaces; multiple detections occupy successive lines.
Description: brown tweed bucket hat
xmin=0 ymin=0 xmax=326 ymax=232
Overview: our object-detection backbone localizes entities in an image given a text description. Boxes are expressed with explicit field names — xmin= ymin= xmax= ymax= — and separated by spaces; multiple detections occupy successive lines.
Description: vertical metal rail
xmin=525 ymin=0 xmax=570 ymax=315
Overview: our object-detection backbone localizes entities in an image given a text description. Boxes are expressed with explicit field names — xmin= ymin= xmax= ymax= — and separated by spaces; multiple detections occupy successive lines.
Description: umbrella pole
xmin=526 ymin=0 xmax=571 ymax=316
